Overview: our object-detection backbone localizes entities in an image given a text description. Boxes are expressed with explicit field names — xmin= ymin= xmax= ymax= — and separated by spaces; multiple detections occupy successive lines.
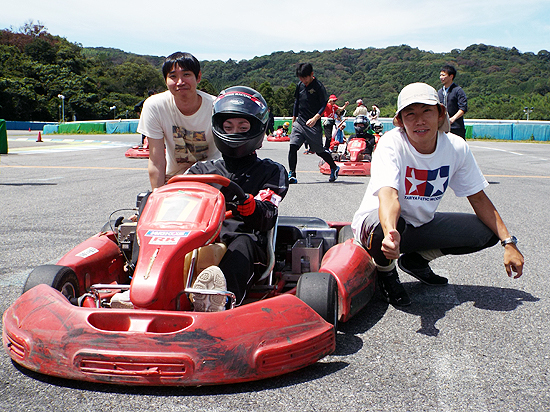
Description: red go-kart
xmin=320 ymin=135 xmax=378 ymax=176
xmin=266 ymin=129 xmax=290 ymax=142
xmin=3 ymin=174 xmax=376 ymax=387
xmin=125 ymin=137 xmax=150 ymax=158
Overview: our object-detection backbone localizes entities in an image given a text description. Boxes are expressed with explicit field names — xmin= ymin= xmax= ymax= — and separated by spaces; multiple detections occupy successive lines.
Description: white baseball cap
xmin=392 ymin=82 xmax=450 ymax=132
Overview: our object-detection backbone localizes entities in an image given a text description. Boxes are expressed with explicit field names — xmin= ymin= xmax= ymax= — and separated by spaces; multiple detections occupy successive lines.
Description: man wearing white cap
xmin=351 ymin=82 xmax=524 ymax=306
xmin=353 ymin=99 xmax=369 ymax=117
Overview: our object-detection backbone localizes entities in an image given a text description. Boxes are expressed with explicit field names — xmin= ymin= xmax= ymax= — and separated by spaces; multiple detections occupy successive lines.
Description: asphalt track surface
xmin=1 ymin=131 xmax=549 ymax=411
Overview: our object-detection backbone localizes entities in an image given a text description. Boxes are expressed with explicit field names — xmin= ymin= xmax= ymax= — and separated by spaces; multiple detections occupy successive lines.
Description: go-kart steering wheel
xmin=166 ymin=173 xmax=247 ymax=205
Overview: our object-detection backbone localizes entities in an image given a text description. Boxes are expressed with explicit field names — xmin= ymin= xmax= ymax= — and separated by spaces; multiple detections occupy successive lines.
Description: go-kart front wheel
xmin=296 ymin=272 xmax=338 ymax=327
xmin=23 ymin=264 xmax=80 ymax=301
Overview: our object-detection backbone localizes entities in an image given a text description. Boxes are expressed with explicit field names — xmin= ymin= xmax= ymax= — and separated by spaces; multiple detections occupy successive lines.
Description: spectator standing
xmin=323 ymin=95 xmax=349 ymax=150
xmin=438 ymin=64 xmax=468 ymax=139
xmin=353 ymin=99 xmax=369 ymax=117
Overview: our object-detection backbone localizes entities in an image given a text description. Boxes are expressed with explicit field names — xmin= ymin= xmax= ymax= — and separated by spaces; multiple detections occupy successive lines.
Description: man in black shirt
xmin=438 ymin=64 xmax=468 ymax=139
xmin=288 ymin=63 xmax=340 ymax=183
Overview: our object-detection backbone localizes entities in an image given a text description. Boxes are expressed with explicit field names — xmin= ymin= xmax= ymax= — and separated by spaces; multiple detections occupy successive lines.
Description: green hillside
xmin=1 ymin=22 xmax=549 ymax=122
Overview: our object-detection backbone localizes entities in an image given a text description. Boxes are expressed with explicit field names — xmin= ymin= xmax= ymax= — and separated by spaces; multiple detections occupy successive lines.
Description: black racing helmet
xmin=212 ymin=86 xmax=269 ymax=158
xmin=354 ymin=115 xmax=371 ymax=135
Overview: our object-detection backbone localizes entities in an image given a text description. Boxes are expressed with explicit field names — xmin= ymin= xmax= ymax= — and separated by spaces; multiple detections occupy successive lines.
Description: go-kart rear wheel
xmin=338 ymin=225 xmax=354 ymax=243
xmin=23 ymin=264 xmax=80 ymax=302
xmin=296 ymin=272 xmax=338 ymax=327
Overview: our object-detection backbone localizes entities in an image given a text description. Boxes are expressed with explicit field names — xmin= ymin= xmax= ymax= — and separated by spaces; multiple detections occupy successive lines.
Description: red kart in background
xmin=3 ymin=174 xmax=376 ymax=387
xmin=266 ymin=128 xmax=290 ymax=142
xmin=125 ymin=136 xmax=150 ymax=158
xmin=319 ymin=134 xmax=379 ymax=176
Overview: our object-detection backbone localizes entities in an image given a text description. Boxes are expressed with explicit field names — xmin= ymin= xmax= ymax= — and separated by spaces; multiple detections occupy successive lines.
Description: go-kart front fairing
xmin=4 ymin=285 xmax=334 ymax=386
xmin=3 ymin=175 xmax=376 ymax=386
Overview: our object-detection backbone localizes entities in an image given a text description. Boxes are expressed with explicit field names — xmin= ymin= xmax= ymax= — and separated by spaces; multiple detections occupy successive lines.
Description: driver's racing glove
xmin=236 ymin=194 xmax=256 ymax=216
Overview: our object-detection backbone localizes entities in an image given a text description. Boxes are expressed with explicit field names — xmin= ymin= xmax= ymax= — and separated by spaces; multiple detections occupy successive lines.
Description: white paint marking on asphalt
xmin=470 ymin=145 xmax=524 ymax=156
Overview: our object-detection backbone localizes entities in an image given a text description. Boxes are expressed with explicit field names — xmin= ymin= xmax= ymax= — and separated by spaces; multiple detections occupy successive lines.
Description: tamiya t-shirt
xmin=352 ymin=127 xmax=488 ymax=232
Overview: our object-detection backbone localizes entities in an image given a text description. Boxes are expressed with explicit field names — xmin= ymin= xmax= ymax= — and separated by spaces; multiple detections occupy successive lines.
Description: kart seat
xmin=255 ymin=218 xmax=278 ymax=284
xmin=183 ymin=243 xmax=227 ymax=288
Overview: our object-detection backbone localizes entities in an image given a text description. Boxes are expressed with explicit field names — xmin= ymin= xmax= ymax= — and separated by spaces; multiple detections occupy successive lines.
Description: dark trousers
xmin=360 ymin=212 xmax=499 ymax=267
xmin=451 ymin=127 xmax=466 ymax=139
xmin=219 ymin=234 xmax=266 ymax=304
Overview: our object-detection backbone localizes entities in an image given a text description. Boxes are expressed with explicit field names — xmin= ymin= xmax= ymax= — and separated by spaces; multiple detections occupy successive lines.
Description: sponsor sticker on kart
xmin=145 ymin=230 xmax=190 ymax=245
xmin=76 ymin=247 xmax=99 ymax=258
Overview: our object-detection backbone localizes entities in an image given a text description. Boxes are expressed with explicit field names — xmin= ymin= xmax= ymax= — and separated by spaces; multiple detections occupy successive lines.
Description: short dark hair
xmin=296 ymin=62 xmax=313 ymax=78
xmin=441 ymin=64 xmax=457 ymax=79
xmin=162 ymin=52 xmax=201 ymax=80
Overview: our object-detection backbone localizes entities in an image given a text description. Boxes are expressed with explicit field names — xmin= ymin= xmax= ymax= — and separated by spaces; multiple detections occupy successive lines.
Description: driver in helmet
xmin=351 ymin=115 xmax=376 ymax=158
xmin=186 ymin=86 xmax=289 ymax=311
xmin=282 ymin=122 xmax=290 ymax=136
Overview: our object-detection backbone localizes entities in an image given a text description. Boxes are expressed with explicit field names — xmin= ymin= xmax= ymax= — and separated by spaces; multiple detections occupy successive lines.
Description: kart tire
xmin=296 ymin=272 xmax=338 ymax=327
xmin=338 ymin=225 xmax=354 ymax=243
xmin=23 ymin=264 xmax=80 ymax=301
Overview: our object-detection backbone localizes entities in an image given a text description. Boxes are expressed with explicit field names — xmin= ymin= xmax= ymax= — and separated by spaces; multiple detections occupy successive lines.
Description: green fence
xmin=0 ymin=120 xmax=7 ymax=154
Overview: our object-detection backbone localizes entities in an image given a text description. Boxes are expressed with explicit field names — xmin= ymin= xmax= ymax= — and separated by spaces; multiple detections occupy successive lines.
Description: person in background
xmin=138 ymin=52 xmax=220 ymax=190
xmin=438 ymin=64 xmax=468 ymax=139
xmin=367 ymin=104 xmax=380 ymax=124
xmin=323 ymin=94 xmax=349 ymax=150
xmin=353 ymin=99 xmax=369 ymax=117
xmin=288 ymin=63 xmax=341 ymax=183
xmin=352 ymin=82 xmax=523 ymax=307
xmin=266 ymin=108 xmax=275 ymax=136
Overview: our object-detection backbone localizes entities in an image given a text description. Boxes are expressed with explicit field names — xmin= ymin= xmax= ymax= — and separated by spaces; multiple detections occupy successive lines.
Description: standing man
xmin=138 ymin=52 xmax=220 ymax=190
xmin=352 ymin=82 xmax=523 ymax=306
xmin=323 ymin=95 xmax=349 ymax=150
xmin=288 ymin=63 xmax=341 ymax=183
xmin=438 ymin=64 xmax=468 ymax=139
xmin=353 ymin=99 xmax=369 ymax=117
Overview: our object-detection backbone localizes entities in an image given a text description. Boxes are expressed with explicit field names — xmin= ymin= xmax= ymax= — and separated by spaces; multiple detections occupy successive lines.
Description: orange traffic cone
xmin=36 ymin=132 xmax=43 ymax=142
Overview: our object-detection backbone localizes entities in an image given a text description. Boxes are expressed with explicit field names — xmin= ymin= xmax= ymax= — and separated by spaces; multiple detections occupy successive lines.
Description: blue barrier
xmin=512 ymin=123 xmax=550 ymax=141
xmin=6 ymin=121 xmax=56 ymax=131
xmin=106 ymin=121 xmax=130 ymax=134
xmin=471 ymin=124 xmax=514 ymax=140
xmin=43 ymin=124 xmax=59 ymax=134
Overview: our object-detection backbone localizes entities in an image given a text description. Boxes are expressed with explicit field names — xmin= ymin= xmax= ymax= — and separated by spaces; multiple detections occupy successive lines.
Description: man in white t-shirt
xmin=352 ymin=82 xmax=524 ymax=306
xmin=137 ymin=52 xmax=220 ymax=189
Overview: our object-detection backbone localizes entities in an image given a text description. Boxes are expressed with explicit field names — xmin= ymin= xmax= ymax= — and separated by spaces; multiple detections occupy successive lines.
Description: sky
xmin=2 ymin=0 xmax=550 ymax=62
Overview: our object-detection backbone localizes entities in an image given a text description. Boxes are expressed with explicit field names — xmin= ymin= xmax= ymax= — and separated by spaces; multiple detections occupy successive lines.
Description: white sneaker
xmin=191 ymin=266 xmax=227 ymax=312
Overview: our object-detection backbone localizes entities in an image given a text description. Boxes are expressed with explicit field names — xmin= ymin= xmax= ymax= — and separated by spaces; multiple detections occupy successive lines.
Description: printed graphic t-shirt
xmin=137 ymin=90 xmax=220 ymax=177
xmin=352 ymin=127 xmax=488 ymax=232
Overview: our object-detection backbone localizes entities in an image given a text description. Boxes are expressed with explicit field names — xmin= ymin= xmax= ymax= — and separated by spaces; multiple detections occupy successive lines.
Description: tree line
xmin=1 ymin=21 xmax=549 ymax=122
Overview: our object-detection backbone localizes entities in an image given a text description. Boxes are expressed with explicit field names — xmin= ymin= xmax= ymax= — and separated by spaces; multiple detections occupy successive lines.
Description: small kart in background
xmin=125 ymin=136 xmax=150 ymax=158
xmin=3 ymin=174 xmax=376 ymax=387
xmin=267 ymin=123 xmax=291 ymax=142
xmin=320 ymin=136 xmax=375 ymax=176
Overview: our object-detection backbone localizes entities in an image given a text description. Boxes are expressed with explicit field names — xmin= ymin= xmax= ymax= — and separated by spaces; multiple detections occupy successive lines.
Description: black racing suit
xmin=187 ymin=153 xmax=289 ymax=303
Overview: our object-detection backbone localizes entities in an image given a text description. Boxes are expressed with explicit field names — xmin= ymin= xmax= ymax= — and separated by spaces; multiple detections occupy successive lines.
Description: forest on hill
xmin=1 ymin=22 xmax=550 ymax=122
